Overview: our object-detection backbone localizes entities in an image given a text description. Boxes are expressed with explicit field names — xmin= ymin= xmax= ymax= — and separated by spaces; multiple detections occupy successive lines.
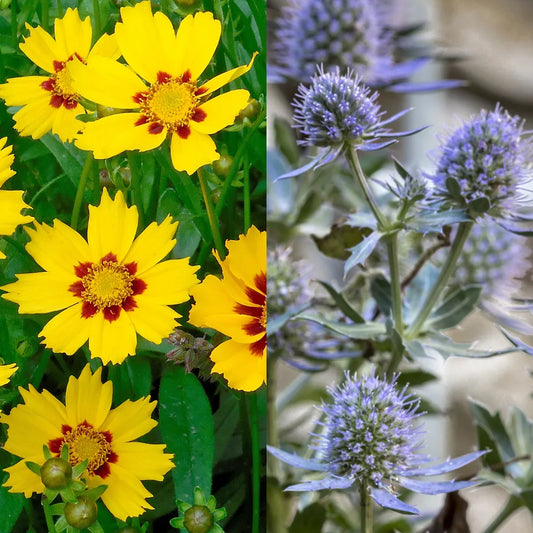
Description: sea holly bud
xmin=40 ymin=457 xmax=72 ymax=490
xmin=64 ymin=495 xmax=98 ymax=529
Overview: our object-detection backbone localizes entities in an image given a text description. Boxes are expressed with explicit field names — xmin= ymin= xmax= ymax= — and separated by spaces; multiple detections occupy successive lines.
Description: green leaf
xmin=289 ymin=502 xmax=326 ymax=533
xmin=159 ymin=365 xmax=214 ymax=503
xmin=316 ymin=281 xmax=365 ymax=324
xmin=344 ymin=231 xmax=381 ymax=275
xmin=296 ymin=312 xmax=386 ymax=339
xmin=0 ymin=485 xmax=24 ymax=533
xmin=370 ymin=275 xmax=392 ymax=317
xmin=426 ymin=285 xmax=482 ymax=330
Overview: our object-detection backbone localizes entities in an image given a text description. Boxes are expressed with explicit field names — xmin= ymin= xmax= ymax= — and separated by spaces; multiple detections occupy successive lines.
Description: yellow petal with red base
xmin=39 ymin=303 xmax=91 ymax=355
xmin=20 ymin=24 xmax=61 ymax=73
xmin=211 ymin=339 xmax=266 ymax=392
xmin=75 ymin=112 xmax=167 ymax=159
xmin=69 ymin=55 xmax=145 ymax=109
xmin=53 ymin=8 xmax=92 ymax=61
xmin=200 ymin=52 xmax=258 ymax=96
xmin=193 ymin=89 xmax=250 ymax=135
xmin=170 ymin=128 xmax=219 ymax=175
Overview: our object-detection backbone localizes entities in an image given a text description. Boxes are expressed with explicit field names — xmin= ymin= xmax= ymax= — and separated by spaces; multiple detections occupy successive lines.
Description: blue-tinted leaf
xmin=400 ymin=450 xmax=487 ymax=477
xmin=346 ymin=212 xmax=378 ymax=230
xmin=267 ymin=446 xmax=328 ymax=472
xmin=406 ymin=209 xmax=470 ymax=233
xmin=275 ymin=147 xmax=340 ymax=180
xmin=344 ymin=232 xmax=382 ymax=275
xmin=389 ymin=79 xmax=466 ymax=93
xmin=399 ymin=477 xmax=478 ymax=495
xmin=427 ymin=285 xmax=482 ymax=330
xmin=285 ymin=475 xmax=353 ymax=492
xmin=370 ymin=487 xmax=419 ymax=515
xmin=295 ymin=313 xmax=386 ymax=339
xmin=499 ymin=329 xmax=533 ymax=356
xmin=316 ymin=281 xmax=365 ymax=324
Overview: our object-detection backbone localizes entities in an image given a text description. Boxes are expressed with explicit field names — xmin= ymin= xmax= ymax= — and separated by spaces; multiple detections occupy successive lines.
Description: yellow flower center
xmin=53 ymin=65 xmax=75 ymax=98
xmin=62 ymin=424 xmax=112 ymax=474
xmin=260 ymin=303 xmax=267 ymax=329
xmin=81 ymin=261 xmax=134 ymax=310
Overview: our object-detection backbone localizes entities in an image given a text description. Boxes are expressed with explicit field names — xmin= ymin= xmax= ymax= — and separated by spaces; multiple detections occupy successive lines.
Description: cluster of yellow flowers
xmin=0 ymin=1 xmax=265 ymax=523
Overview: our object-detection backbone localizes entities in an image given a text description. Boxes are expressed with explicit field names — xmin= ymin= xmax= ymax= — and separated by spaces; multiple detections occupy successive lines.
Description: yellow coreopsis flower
xmin=0 ymin=363 xmax=17 ymax=386
xmin=0 ymin=138 xmax=32 ymax=257
xmin=1 ymin=189 xmax=199 ymax=364
xmin=70 ymin=1 xmax=256 ymax=175
xmin=0 ymin=364 xmax=174 ymax=520
xmin=189 ymin=226 xmax=266 ymax=391
xmin=0 ymin=8 xmax=119 ymax=142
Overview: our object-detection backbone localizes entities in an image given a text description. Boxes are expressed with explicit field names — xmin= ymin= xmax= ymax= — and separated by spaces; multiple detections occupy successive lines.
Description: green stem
xmin=10 ymin=0 xmax=17 ymax=49
xmin=70 ymin=153 xmax=94 ymax=230
xmin=197 ymin=167 xmax=226 ymax=259
xmin=407 ymin=221 xmax=473 ymax=338
xmin=360 ymin=482 xmax=373 ymax=533
xmin=127 ymin=152 xmax=145 ymax=229
xmin=243 ymin=155 xmax=251 ymax=233
xmin=41 ymin=495 xmax=57 ymax=533
xmin=344 ymin=146 xmax=388 ymax=230
xmin=40 ymin=0 xmax=49 ymax=31
xmin=248 ymin=393 xmax=261 ymax=533
xmin=386 ymin=232 xmax=403 ymax=334
xmin=482 ymin=496 xmax=521 ymax=533
xmin=92 ymin=0 xmax=101 ymax=36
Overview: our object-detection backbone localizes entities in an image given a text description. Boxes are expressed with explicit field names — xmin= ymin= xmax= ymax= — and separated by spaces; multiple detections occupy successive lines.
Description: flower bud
xmin=64 ymin=495 xmax=98 ymax=529
xmin=237 ymin=99 xmax=261 ymax=122
xmin=212 ymin=155 xmax=233 ymax=178
xmin=183 ymin=505 xmax=214 ymax=533
xmin=40 ymin=457 xmax=72 ymax=490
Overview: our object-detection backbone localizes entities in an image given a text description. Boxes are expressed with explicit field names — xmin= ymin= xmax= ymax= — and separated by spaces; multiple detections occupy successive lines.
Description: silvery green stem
xmin=407 ymin=221 xmax=474 ymax=338
xmin=360 ymin=481 xmax=373 ymax=533
xmin=482 ymin=497 xmax=521 ymax=533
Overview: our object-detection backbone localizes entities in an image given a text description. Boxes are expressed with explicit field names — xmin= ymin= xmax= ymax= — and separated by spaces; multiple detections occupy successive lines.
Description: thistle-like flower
xmin=269 ymin=368 xmax=485 ymax=514
xmin=429 ymin=104 xmax=533 ymax=218
xmin=273 ymin=0 xmax=418 ymax=86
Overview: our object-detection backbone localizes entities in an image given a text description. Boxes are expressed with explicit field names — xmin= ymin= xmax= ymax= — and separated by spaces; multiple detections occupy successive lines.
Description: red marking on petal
xmin=250 ymin=335 xmax=266 ymax=357
xmin=63 ymin=99 xmax=78 ymax=110
xmin=41 ymin=79 xmax=54 ymax=92
xmin=135 ymin=116 xmax=149 ymax=127
xmin=102 ymin=430 xmax=113 ymax=443
xmin=108 ymin=451 xmax=118 ymax=464
xmin=157 ymin=71 xmax=172 ymax=83
xmin=133 ymin=92 xmax=146 ymax=104
xmin=243 ymin=319 xmax=264 ymax=337
xmin=49 ymin=94 xmax=64 ymax=108
xmin=79 ymin=420 xmax=93 ymax=428
xmin=61 ymin=425 xmax=73 ymax=434
xmin=245 ymin=286 xmax=265 ymax=308
xmin=235 ymin=302 xmax=263 ymax=321
xmin=195 ymin=86 xmax=207 ymax=96
xmin=103 ymin=305 xmax=121 ymax=322
xmin=101 ymin=252 xmax=118 ymax=263
xmin=48 ymin=437 xmax=64 ymax=454
xmin=94 ymin=462 xmax=110 ymax=479
xmin=191 ymin=108 xmax=207 ymax=123
xmin=181 ymin=70 xmax=191 ymax=83
xmin=74 ymin=262 xmax=92 ymax=278
xmin=125 ymin=262 xmax=137 ymax=276
xmin=149 ymin=122 xmax=164 ymax=135
xmin=254 ymin=272 xmax=266 ymax=294
xmin=131 ymin=278 xmax=147 ymax=295
xmin=122 ymin=296 xmax=137 ymax=312
xmin=69 ymin=280 xmax=84 ymax=298
xmin=53 ymin=60 xmax=65 ymax=72
xmin=81 ymin=301 xmax=98 ymax=319
xmin=177 ymin=125 xmax=190 ymax=139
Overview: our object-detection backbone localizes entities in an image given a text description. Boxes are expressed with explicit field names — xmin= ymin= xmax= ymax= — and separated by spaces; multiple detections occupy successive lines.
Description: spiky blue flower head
xmin=320 ymin=369 xmax=422 ymax=490
xmin=293 ymin=67 xmax=387 ymax=149
xmin=274 ymin=0 xmax=395 ymax=84
xmin=268 ymin=368 xmax=487 ymax=514
xmin=429 ymin=105 xmax=533 ymax=218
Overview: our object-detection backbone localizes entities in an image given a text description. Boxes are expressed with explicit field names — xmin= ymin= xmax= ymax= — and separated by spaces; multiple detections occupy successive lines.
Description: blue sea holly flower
xmin=268 ymin=368 xmax=486 ymax=515
xmin=429 ymin=104 xmax=533 ymax=218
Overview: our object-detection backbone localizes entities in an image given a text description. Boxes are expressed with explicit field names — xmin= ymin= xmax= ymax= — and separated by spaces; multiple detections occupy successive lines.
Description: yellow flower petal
xmin=123 ymin=215 xmax=177 ymax=274
xmin=210 ymin=339 xmax=266 ymax=391
xmin=10 ymin=97 xmax=57 ymax=140
xmin=19 ymin=24 xmax=61 ymax=73
xmin=200 ymin=52 xmax=258 ymax=96
xmin=113 ymin=442 xmax=173 ymax=480
xmin=0 ymin=137 xmax=15 ymax=187
xmin=69 ymin=55 xmax=146 ymax=109
xmin=170 ymin=128 xmax=219 ymax=175
xmin=87 ymin=189 xmax=138 ymax=263
xmin=175 ymin=11 xmax=221 ymax=81
xmin=88 ymin=311 xmax=137 ymax=365
xmin=39 ymin=303 xmax=91 ymax=355
xmin=88 ymin=32 xmax=121 ymax=62
xmin=0 ymin=190 xmax=32 ymax=235
xmin=101 ymin=395 xmax=157 ymax=444
xmin=115 ymin=1 xmax=180 ymax=83
xmin=0 ymin=76 xmax=50 ymax=107
xmin=25 ymin=219 xmax=91 ymax=277
xmin=75 ymin=112 xmax=166 ymax=159
xmin=3 ymin=460 xmax=44 ymax=497
xmin=65 ymin=366 xmax=112 ymax=429
xmin=139 ymin=259 xmax=199 ymax=303
xmin=0 ymin=363 xmax=17 ymax=386
xmin=127 ymin=296 xmax=180 ymax=344
xmin=2 ymin=272 xmax=77 ymax=313
xmin=53 ymin=8 xmax=92 ymax=61
xmin=51 ymin=101 xmax=85 ymax=142
xmin=192 ymin=89 xmax=250 ymax=135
